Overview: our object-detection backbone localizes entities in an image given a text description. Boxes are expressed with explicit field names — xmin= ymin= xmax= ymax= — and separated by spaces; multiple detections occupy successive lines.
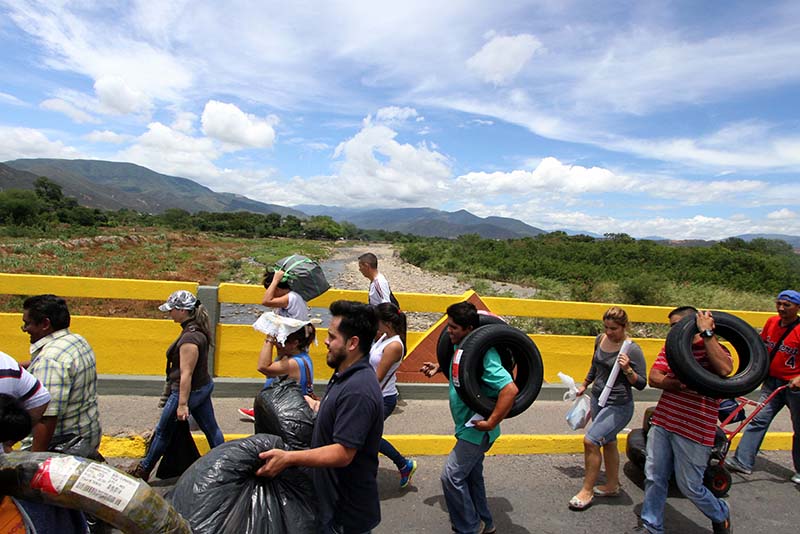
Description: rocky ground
xmin=322 ymin=242 xmax=538 ymax=330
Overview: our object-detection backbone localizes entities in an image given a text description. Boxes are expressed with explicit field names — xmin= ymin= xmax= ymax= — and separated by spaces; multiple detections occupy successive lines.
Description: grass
xmin=0 ymin=227 xmax=333 ymax=318
xmin=0 ymin=226 xmax=779 ymax=334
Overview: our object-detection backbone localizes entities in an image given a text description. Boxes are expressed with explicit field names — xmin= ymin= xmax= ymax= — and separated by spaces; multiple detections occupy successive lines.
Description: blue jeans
xmin=141 ymin=380 xmax=224 ymax=471
xmin=586 ymin=396 xmax=634 ymax=446
xmin=640 ymin=425 xmax=728 ymax=534
xmin=733 ymin=376 xmax=800 ymax=472
xmin=381 ymin=394 xmax=408 ymax=469
xmin=441 ymin=434 xmax=494 ymax=534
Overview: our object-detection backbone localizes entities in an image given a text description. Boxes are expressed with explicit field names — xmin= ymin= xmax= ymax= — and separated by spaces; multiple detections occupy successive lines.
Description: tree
xmin=0 ymin=189 xmax=43 ymax=226
xmin=34 ymin=176 xmax=65 ymax=207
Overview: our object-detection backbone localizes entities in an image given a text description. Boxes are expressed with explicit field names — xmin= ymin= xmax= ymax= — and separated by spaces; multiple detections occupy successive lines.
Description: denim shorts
xmin=585 ymin=395 xmax=634 ymax=446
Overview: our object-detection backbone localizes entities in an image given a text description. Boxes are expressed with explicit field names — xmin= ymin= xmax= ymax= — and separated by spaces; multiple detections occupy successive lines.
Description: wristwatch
xmin=700 ymin=328 xmax=714 ymax=339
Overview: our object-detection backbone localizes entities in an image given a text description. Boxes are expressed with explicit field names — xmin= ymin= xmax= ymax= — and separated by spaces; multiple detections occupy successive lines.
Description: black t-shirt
xmin=312 ymin=357 xmax=383 ymax=533
xmin=166 ymin=320 xmax=211 ymax=391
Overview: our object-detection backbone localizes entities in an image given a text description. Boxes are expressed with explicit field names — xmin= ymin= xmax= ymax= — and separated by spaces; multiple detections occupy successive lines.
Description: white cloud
xmin=289 ymin=122 xmax=451 ymax=206
xmin=569 ymin=28 xmax=800 ymax=115
xmin=117 ymin=122 xmax=220 ymax=182
xmin=305 ymin=142 xmax=331 ymax=151
xmin=6 ymin=3 xmax=194 ymax=103
xmin=94 ymin=75 xmax=153 ymax=115
xmin=374 ymin=106 xmax=419 ymax=125
xmin=171 ymin=111 xmax=197 ymax=134
xmin=40 ymin=98 xmax=98 ymax=124
xmin=456 ymin=157 xmax=621 ymax=197
xmin=467 ymin=34 xmax=543 ymax=85
xmin=0 ymin=126 xmax=82 ymax=161
xmin=84 ymin=130 xmax=130 ymax=144
xmin=767 ymin=208 xmax=797 ymax=220
xmin=201 ymin=100 xmax=276 ymax=149
xmin=0 ymin=92 xmax=25 ymax=106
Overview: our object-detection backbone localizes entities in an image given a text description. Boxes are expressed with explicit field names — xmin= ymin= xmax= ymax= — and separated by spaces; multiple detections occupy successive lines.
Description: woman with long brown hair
xmin=569 ymin=306 xmax=646 ymax=510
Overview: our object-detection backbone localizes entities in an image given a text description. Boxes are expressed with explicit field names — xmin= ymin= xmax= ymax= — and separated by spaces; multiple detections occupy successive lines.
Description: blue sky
xmin=1 ymin=0 xmax=799 ymax=240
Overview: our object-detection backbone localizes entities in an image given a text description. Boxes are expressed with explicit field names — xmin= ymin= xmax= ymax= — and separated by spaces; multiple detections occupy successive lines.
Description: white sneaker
xmin=791 ymin=472 xmax=800 ymax=484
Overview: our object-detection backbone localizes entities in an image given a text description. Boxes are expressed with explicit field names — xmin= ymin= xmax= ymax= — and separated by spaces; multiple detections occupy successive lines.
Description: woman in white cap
xmin=128 ymin=290 xmax=224 ymax=481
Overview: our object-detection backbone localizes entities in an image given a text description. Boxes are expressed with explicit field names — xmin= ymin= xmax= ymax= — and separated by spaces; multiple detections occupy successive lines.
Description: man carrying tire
xmin=635 ymin=306 xmax=733 ymax=534
xmin=420 ymin=301 xmax=518 ymax=534
xmin=727 ymin=289 xmax=800 ymax=484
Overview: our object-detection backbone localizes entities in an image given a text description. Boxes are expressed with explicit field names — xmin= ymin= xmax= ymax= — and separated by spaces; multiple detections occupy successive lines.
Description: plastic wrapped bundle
xmin=254 ymin=378 xmax=315 ymax=451
xmin=0 ymin=452 xmax=190 ymax=534
xmin=171 ymin=434 xmax=317 ymax=534
xmin=273 ymin=255 xmax=330 ymax=302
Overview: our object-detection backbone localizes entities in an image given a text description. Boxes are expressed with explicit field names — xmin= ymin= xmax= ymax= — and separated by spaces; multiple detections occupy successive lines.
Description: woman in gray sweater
xmin=569 ymin=306 xmax=647 ymax=511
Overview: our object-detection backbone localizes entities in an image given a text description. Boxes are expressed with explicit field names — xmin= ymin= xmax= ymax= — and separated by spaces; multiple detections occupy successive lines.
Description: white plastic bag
xmin=558 ymin=372 xmax=578 ymax=401
xmin=566 ymin=395 xmax=591 ymax=430
xmin=558 ymin=371 xmax=591 ymax=431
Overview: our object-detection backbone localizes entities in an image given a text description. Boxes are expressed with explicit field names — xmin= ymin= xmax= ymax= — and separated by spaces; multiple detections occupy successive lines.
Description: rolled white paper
xmin=598 ymin=339 xmax=632 ymax=408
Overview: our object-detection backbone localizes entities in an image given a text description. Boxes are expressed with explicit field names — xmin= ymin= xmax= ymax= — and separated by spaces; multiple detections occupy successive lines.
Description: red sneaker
xmin=238 ymin=408 xmax=255 ymax=421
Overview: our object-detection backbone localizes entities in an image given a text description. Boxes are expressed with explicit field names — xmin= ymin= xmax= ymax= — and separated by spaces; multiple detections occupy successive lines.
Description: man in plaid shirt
xmin=21 ymin=294 xmax=101 ymax=458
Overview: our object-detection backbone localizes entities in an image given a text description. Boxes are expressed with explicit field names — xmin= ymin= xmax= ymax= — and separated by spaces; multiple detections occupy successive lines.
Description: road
xmin=371 ymin=450 xmax=797 ymax=533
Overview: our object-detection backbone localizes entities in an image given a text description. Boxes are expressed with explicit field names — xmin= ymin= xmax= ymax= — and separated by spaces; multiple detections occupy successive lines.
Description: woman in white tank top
xmin=369 ymin=303 xmax=417 ymax=489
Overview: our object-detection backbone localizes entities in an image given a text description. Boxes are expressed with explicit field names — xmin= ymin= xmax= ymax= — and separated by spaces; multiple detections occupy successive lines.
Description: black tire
xmin=665 ymin=311 xmax=769 ymax=398
xmin=454 ymin=323 xmax=544 ymax=418
xmin=626 ymin=428 xmax=647 ymax=470
xmin=437 ymin=313 xmax=507 ymax=379
xmin=703 ymin=464 xmax=731 ymax=497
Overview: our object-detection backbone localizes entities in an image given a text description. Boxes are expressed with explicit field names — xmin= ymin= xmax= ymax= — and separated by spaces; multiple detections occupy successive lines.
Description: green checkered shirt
xmin=28 ymin=329 xmax=102 ymax=449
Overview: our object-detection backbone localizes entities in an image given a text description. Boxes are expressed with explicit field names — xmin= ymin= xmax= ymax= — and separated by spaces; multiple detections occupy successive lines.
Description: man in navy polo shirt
xmin=258 ymin=300 xmax=384 ymax=534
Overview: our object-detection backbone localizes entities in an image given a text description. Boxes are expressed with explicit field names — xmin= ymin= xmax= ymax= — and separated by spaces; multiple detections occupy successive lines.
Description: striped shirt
xmin=650 ymin=342 xmax=729 ymax=447
xmin=27 ymin=329 xmax=101 ymax=449
xmin=0 ymin=351 xmax=50 ymax=410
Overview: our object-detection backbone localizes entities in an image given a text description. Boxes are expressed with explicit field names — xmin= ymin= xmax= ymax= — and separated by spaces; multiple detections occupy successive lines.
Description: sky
xmin=1 ymin=0 xmax=799 ymax=240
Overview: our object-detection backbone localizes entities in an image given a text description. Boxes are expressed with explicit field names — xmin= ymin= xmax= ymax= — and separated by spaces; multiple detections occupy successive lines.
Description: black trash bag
xmin=254 ymin=378 xmax=316 ymax=451
xmin=273 ymin=255 xmax=330 ymax=302
xmin=170 ymin=434 xmax=317 ymax=534
xmin=156 ymin=419 xmax=201 ymax=480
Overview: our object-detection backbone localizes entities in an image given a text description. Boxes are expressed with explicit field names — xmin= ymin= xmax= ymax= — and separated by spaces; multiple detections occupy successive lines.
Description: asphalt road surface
xmin=120 ymin=449 xmax=798 ymax=534
xmin=370 ymin=450 xmax=797 ymax=533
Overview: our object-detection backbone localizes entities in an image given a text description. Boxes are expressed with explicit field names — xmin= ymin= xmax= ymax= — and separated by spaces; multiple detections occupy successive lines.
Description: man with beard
xmin=257 ymin=300 xmax=384 ymax=534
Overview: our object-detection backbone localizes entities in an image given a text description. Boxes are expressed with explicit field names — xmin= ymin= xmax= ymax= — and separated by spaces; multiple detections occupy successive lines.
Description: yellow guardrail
xmin=0 ymin=273 xmax=771 ymax=382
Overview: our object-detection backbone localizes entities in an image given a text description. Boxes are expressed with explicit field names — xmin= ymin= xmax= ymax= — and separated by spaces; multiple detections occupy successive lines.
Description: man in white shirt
xmin=358 ymin=252 xmax=395 ymax=306
xmin=0 ymin=350 xmax=51 ymax=430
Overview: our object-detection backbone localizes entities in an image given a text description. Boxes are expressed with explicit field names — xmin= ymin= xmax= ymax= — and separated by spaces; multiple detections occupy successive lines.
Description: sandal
xmin=593 ymin=485 xmax=622 ymax=497
xmin=568 ymin=495 xmax=593 ymax=511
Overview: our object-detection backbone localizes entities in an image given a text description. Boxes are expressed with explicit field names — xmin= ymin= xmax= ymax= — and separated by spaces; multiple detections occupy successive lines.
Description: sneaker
xmin=399 ymin=459 xmax=417 ymax=489
xmin=712 ymin=515 xmax=731 ymax=534
xmin=238 ymin=407 xmax=255 ymax=421
xmin=791 ymin=472 xmax=800 ymax=484
xmin=725 ymin=457 xmax=751 ymax=475
xmin=478 ymin=520 xmax=496 ymax=534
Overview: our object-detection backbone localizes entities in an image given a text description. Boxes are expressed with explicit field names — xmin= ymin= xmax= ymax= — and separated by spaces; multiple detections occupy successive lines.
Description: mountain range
xmin=1 ymin=158 xmax=544 ymax=238
xmin=2 ymin=158 xmax=799 ymax=246
xmin=2 ymin=159 xmax=302 ymax=217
